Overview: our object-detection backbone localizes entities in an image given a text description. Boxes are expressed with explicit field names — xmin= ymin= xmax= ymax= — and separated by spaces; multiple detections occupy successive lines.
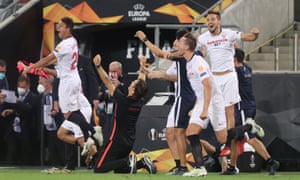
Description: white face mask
xmin=37 ymin=84 xmax=46 ymax=94
xmin=17 ymin=87 xmax=26 ymax=96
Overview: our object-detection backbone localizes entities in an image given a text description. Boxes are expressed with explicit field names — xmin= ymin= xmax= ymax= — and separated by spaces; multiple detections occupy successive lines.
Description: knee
xmin=215 ymin=129 xmax=227 ymax=144
xmin=57 ymin=127 xmax=68 ymax=141
xmin=166 ymin=128 xmax=175 ymax=141
xmin=185 ymin=124 xmax=201 ymax=136
xmin=216 ymin=136 xmax=227 ymax=144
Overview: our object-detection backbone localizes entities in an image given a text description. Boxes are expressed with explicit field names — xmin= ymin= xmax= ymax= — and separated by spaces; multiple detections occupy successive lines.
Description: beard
xmin=208 ymin=26 xmax=217 ymax=34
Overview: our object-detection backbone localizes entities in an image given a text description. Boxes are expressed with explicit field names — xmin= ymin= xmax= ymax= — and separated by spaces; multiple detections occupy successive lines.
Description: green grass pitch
xmin=1 ymin=168 xmax=300 ymax=180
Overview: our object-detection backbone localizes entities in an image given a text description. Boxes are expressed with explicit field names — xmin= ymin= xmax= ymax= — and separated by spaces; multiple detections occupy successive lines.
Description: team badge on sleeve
xmin=198 ymin=66 xmax=204 ymax=72
xmin=54 ymin=45 xmax=62 ymax=52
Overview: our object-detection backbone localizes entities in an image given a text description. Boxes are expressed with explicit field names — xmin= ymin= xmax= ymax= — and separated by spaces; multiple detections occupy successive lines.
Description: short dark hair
xmin=206 ymin=11 xmax=221 ymax=20
xmin=18 ymin=75 xmax=30 ymax=86
xmin=0 ymin=59 xmax=6 ymax=67
xmin=132 ymin=79 xmax=147 ymax=100
xmin=183 ymin=32 xmax=197 ymax=52
xmin=176 ymin=28 xmax=189 ymax=40
xmin=234 ymin=48 xmax=245 ymax=63
xmin=61 ymin=17 xmax=74 ymax=31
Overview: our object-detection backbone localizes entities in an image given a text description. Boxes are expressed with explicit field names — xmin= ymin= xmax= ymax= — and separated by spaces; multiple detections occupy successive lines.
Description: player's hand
xmin=22 ymin=66 xmax=30 ymax=76
xmin=251 ymin=27 xmax=259 ymax=35
xmin=93 ymin=54 xmax=102 ymax=67
xmin=49 ymin=109 xmax=58 ymax=117
xmin=1 ymin=109 xmax=13 ymax=117
xmin=35 ymin=67 xmax=43 ymax=75
xmin=139 ymin=56 xmax=147 ymax=66
xmin=135 ymin=31 xmax=146 ymax=41
xmin=200 ymin=111 xmax=208 ymax=121
xmin=140 ymin=66 xmax=150 ymax=75
xmin=53 ymin=100 xmax=60 ymax=112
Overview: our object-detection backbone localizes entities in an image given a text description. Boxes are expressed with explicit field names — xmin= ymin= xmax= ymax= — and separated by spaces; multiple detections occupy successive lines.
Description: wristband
xmin=142 ymin=37 xmax=149 ymax=43
xmin=96 ymin=64 xmax=101 ymax=68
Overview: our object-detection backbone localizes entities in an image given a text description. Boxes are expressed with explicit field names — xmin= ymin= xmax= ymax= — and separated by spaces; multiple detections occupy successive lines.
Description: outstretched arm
xmin=93 ymin=54 xmax=116 ymax=97
xmin=241 ymin=27 xmax=259 ymax=41
xmin=148 ymin=70 xmax=177 ymax=82
xmin=138 ymin=56 xmax=147 ymax=81
xmin=22 ymin=53 xmax=57 ymax=75
xmin=135 ymin=31 xmax=183 ymax=59
xmin=41 ymin=67 xmax=58 ymax=77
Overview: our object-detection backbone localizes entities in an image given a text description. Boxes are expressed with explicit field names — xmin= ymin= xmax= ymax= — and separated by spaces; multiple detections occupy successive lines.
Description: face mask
xmin=37 ymin=84 xmax=46 ymax=94
xmin=98 ymin=103 xmax=105 ymax=111
xmin=17 ymin=87 xmax=26 ymax=96
xmin=0 ymin=72 xmax=5 ymax=80
xmin=109 ymin=72 xmax=118 ymax=80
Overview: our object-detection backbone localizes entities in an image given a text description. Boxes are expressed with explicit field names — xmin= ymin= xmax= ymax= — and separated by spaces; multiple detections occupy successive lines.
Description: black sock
xmin=69 ymin=110 xmax=95 ymax=140
xmin=179 ymin=166 xmax=187 ymax=170
xmin=228 ymin=163 xmax=235 ymax=169
xmin=175 ymin=159 xmax=180 ymax=167
xmin=203 ymin=155 xmax=208 ymax=161
xmin=266 ymin=158 xmax=273 ymax=164
xmin=227 ymin=125 xmax=249 ymax=144
xmin=187 ymin=135 xmax=203 ymax=168
xmin=226 ymin=129 xmax=235 ymax=146
xmin=136 ymin=160 xmax=143 ymax=169
xmin=243 ymin=124 xmax=252 ymax=133
xmin=214 ymin=144 xmax=222 ymax=156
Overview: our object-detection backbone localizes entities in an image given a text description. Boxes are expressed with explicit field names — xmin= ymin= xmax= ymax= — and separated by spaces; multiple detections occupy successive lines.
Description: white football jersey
xmin=53 ymin=37 xmax=80 ymax=79
xmin=186 ymin=54 xmax=220 ymax=100
xmin=197 ymin=29 xmax=241 ymax=72
xmin=53 ymin=37 xmax=82 ymax=113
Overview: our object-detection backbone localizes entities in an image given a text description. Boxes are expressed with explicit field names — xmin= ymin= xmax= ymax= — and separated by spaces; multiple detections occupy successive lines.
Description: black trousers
xmin=94 ymin=139 xmax=133 ymax=173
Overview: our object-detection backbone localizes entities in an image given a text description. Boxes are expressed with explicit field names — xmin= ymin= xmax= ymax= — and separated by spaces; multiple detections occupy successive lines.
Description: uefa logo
xmin=133 ymin=3 xmax=144 ymax=10
xmin=128 ymin=3 xmax=150 ymax=22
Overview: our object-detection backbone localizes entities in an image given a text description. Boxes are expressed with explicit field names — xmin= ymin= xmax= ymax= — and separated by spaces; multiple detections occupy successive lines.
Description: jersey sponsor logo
xmin=207 ymin=38 xmax=228 ymax=45
xmin=187 ymin=72 xmax=195 ymax=76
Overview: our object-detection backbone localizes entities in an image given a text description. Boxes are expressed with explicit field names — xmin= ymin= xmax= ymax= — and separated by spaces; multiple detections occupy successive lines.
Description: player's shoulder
xmin=222 ymin=28 xmax=240 ymax=36
xmin=198 ymin=31 xmax=210 ymax=40
xmin=192 ymin=55 xmax=208 ymax=66
xmin=62 ymin=37 xmax=77 ymax=45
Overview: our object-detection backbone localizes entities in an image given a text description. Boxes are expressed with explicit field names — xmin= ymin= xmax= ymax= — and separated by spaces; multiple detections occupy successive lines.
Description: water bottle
xmin=13 ymin=116 xmax=21 ymax=133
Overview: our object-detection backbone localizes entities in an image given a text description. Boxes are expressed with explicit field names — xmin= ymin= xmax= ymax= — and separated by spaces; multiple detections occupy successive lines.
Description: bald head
xmin=109 ymin=61 xmax=123 ymax=77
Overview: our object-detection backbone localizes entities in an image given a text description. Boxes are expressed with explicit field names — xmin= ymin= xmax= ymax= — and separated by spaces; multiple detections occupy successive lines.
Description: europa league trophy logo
xmin=249 ymin=154 xmax=256 ymax=168
xmin=148 ymin=128 xmax=158 ymax=141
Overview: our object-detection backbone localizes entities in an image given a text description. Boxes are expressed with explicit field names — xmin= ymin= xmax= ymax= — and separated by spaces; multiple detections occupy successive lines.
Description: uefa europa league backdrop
xmin=42 ymin=0 xmax=226 ymax=24
xmin=41 ymin=0 xmax=234 ymax=55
